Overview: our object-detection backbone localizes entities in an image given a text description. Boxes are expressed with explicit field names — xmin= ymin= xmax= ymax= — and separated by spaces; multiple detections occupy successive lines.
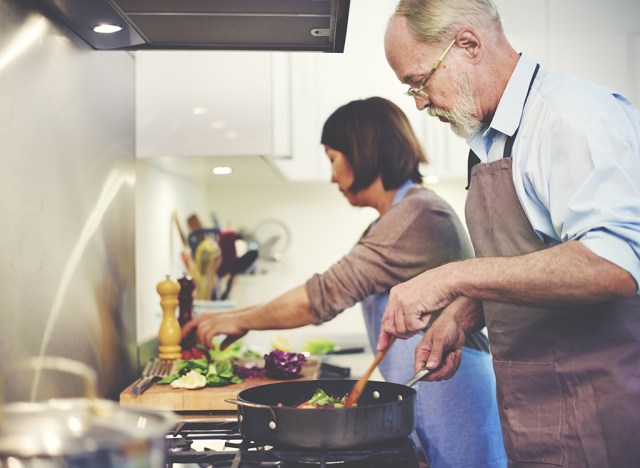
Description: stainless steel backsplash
xmin=0 ymin=0 xmax=137 ymax=400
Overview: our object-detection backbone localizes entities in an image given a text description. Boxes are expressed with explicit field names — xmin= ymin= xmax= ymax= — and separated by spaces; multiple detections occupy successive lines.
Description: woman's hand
xmin=181 ymin=310 xmax=250 ymax=349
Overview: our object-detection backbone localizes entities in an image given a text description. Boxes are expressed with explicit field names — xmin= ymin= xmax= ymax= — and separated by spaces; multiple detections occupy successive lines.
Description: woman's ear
xmin=456 ymin=29 xmax=481 ymax=61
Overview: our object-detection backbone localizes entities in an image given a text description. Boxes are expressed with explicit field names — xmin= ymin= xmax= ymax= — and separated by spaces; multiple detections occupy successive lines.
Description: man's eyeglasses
xmin=405 ymin=39 xmax=456 ymax=101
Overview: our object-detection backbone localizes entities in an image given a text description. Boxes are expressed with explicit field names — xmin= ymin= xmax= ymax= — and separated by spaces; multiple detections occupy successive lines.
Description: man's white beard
xmin=427 ymin=71 xmax=482 ymax=139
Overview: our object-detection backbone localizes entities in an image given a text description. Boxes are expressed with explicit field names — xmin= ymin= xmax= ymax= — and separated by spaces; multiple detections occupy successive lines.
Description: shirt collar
xmin=392 ymin=179 xmax=416 ymax=206
xmin=466 ymin=54 xmax=538 ymax=158
xmin=490 ymin=53 xmax=538 ymax=137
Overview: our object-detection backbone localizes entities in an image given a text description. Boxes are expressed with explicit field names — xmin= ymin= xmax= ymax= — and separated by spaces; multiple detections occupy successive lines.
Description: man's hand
xmin=413 ymin=297 xmax=483 ymax=382
xmin=377 ymin=264 xmax=458 ymax=351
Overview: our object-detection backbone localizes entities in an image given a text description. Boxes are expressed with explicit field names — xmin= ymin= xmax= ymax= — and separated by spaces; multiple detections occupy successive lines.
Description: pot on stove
xmin=0 ymin=356 xmax=175 ymax=467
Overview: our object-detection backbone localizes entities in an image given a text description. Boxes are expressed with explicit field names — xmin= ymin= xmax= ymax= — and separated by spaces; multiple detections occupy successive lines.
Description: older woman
xmin=182 ymin=97 xmax=506 ymax=468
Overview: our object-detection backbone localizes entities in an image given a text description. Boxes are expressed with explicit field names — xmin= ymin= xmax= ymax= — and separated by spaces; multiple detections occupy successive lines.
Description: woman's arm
xmin=181 ymin=284 xmax=316 ymax=348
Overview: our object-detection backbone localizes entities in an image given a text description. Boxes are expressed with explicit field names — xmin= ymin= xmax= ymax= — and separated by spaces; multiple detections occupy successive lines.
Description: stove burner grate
xmin=166 ymin=420 xmax=424 ymax=467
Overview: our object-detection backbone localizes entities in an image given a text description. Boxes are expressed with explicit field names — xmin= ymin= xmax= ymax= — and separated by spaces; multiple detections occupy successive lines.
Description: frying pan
xmin=225 ymin=374 xmax=428 ymax=449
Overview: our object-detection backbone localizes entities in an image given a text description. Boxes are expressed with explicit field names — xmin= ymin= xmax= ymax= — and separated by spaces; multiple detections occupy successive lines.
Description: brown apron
xmin=465 ymin=104 xmax=640 ymax=465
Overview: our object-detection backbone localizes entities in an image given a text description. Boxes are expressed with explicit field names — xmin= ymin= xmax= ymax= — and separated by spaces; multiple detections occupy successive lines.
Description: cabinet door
xmin=278 ymin=0 xmax=522 ymax=182
xmin=136 ymin=51 xmax=275 ymax=158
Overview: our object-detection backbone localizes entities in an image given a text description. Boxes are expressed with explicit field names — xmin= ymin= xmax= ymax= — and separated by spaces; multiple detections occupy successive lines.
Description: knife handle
xmin=132 ymin=376 xmax=155 ymax=396
xmin=327 ymin=346 xmax=365 ymax=355
xmin=320 ymin=362 xmax=351 ymax=378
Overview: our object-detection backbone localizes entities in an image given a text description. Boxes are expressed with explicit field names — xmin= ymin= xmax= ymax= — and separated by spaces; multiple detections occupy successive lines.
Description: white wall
xmin=135 ymin=160 xmax=215 ymax=342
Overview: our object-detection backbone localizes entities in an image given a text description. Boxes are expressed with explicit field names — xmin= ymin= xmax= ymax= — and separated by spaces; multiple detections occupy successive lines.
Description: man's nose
xmin=414 ymin=97 xmax=429 ymax=111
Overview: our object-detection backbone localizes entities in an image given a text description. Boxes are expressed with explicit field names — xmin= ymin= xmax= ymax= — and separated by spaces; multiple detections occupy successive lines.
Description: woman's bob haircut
xmin=321 ymin=96 xmax=427 ymax=193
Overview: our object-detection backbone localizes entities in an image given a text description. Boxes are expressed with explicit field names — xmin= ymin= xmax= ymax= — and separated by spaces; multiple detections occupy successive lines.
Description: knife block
xmin=156 ymin=275 xmax=182 ymax=360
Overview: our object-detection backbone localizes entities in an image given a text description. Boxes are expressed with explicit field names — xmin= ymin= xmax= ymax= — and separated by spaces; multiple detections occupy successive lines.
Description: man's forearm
xmin=451 ymin=240 xmax=637 ymax=306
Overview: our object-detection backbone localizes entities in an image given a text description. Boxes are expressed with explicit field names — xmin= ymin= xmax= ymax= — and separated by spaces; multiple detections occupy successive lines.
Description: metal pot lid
xmin=0 ymin=357 xmax=175 ymax=458
xmin=0 ymin=397 xmax=175 ymax=457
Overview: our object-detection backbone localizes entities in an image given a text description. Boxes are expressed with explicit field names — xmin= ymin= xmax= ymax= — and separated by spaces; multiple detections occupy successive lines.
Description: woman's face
xmin=325 ymin=146 xmax=360 ymax=206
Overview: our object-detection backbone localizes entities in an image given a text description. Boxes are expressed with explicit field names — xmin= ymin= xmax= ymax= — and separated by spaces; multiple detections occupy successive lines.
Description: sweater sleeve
xmin=305 ymin=189 xmax=474 ymax=323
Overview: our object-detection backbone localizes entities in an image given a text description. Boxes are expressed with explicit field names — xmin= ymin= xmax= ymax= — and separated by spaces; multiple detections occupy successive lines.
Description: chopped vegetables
xmin=170 ymin=370 xmax=207 ymax=389
xmin=208 ymin=338 xmax=244 ymax=361
xmin=234 ymin=361 xmax=267 ymax=379
xmin=303 ymin=337 xmax=336 ymax=355
xmin=295 ymin=388 xmax=353 ymax=409
xmin=158 ymin=357 xmax=243 ymax=387
xmin=264 ymin=350 xmax=306 ymax=379
xmin=270 ymin=335 xmax=294 ymax=352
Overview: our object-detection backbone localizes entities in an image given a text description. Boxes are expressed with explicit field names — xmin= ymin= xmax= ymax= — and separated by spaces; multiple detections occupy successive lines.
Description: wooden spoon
xmin=344 ymin=336 xmax=397 ymax=408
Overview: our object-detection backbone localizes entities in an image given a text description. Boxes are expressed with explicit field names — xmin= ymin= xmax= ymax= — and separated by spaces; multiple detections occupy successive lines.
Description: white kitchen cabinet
xmin=276 ymin=0 xmax=442 ymax=182
xmin=136 ymin=51 xmax=290 ymax=159
xmin=135 ymin=0 xmax=639 ymax=182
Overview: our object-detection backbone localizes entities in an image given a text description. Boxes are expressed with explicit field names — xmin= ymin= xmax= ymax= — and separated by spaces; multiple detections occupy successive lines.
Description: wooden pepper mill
xmin=178 ymin=275 xmax=195 ymax=327
xmin=156 ymin=275 xmax=182 ymax=360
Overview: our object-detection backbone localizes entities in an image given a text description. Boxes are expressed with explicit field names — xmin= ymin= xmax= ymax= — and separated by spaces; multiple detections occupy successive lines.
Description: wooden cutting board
xmin=119 ymin=359 xmax=321 ymax=411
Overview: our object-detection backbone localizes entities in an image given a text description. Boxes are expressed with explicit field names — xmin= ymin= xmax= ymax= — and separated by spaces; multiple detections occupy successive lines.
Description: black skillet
xmin=225 ymin=375 xmax=427 ymax=449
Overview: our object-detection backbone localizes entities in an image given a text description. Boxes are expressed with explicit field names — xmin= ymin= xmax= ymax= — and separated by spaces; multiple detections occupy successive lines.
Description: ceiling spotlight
xmin=92 ymin=24 xmax=123 ymax=34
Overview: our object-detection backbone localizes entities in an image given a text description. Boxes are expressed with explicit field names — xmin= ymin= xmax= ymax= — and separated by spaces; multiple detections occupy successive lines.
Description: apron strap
xmin=466 ymin=63 xmax=540 ymax=190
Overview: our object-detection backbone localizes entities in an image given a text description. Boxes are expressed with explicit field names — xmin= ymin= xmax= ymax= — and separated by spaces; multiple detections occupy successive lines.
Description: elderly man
xmin=379 ymin=0 xmax=640 ymax=466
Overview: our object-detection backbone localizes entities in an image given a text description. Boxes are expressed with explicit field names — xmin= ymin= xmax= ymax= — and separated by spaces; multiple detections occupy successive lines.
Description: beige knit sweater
xmin=306 ymin=187 xmax=474 ymax=323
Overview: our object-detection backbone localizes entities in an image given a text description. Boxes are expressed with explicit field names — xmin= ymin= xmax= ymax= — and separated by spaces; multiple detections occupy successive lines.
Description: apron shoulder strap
xmin=466 ymin=63 xmax=540 ymax=190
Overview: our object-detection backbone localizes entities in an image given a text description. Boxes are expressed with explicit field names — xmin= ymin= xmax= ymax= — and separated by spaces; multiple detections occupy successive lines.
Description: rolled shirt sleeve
xmin=514 ymin=68 xmax=640 ymax=289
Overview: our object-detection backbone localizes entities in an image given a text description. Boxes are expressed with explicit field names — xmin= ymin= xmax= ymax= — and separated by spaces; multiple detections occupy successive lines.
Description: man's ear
xmin=456 ymin=29 xmax=481 ymax=61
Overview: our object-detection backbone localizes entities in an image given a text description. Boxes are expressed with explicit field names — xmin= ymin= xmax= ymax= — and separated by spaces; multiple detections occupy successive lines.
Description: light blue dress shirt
xmin=468 ymin=54 xmax=640 ymax=290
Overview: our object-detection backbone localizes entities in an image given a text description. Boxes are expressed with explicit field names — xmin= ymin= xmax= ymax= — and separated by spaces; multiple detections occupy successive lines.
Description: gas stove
xmin=166 ymin=419 xmax=427 ymax=468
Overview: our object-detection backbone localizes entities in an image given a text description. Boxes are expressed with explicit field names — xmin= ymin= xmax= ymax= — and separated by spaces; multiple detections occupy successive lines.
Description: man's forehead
xmin=385 ymin=17 xmax=432 ymax=81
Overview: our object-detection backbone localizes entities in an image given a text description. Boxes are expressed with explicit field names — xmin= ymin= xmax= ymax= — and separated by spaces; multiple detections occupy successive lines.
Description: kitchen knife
xmin=302 ymin=346 xmax=366 ymax=358
xmin=320 ymin=362 xmax=351 ymax=378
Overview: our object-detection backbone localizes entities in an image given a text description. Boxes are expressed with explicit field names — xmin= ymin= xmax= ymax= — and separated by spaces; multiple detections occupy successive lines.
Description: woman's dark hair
xmin=320 ymin=96 xmax=427 ymax=193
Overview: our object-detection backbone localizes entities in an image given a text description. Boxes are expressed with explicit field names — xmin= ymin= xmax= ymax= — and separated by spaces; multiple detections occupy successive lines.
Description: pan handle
xmin=403 ymin=366 xmax=431 ymax=387
xmin=225 ymin=398 xmax=280 ymax=431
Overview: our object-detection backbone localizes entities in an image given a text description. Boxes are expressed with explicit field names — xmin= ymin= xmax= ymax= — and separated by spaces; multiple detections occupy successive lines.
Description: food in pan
xmin=284 ymin=388 xmax=355 ymax=409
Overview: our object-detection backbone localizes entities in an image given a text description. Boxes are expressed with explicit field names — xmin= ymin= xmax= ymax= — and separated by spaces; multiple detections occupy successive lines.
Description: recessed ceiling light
xmin=225 ymin=131 xmax=238 ymax=140
xmin=210 ymin=121 xmax=226 ymax=130
xmin=92 ymin=24 xmax=123 ymax=34
xmin=192 ymin=107 xmax=208 ymax=115
xmin=212 ymin=166 xmax=233 ymax=175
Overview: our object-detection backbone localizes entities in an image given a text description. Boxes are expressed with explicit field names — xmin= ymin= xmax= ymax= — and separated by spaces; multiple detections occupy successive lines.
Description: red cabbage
xmin=264 ymin=350 xmax=307 ymax=378
xmin=233 ymin=363 xmax=267 ymax=379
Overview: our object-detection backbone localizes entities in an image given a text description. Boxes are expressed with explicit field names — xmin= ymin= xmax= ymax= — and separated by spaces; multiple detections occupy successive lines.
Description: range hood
xmin=35 ymin=0 xmax=350 ymax=52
